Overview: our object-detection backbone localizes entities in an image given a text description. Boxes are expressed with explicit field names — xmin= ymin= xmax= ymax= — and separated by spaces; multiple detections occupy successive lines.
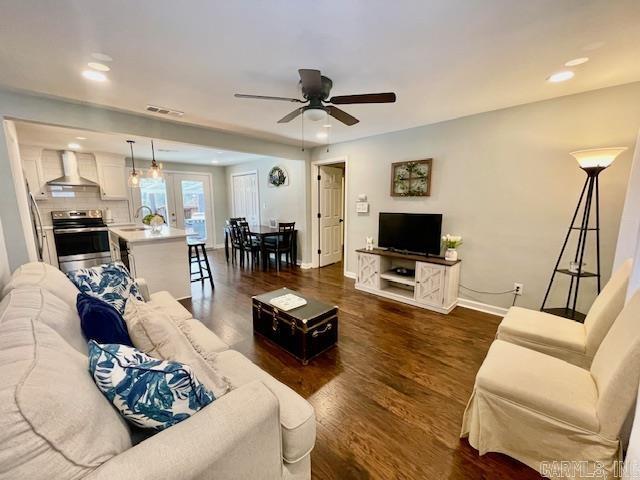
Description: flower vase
xmin=445 ymin=248 xmax=458 ymax=261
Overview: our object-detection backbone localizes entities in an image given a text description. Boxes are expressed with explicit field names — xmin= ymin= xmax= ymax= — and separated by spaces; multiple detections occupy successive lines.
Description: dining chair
xmin=238 ymin=221 xmax=261 ymax=268
xmin=264 ymin=222 xmax=295 ymax=271
xmin=227 ymin=221 xmax=243 ymax=265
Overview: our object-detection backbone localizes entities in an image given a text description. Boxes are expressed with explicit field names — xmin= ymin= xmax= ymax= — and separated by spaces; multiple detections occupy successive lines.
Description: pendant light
xmin=127 ymin=140 xmax=140 ymax=188
xmin=147 ymin=139 xmax=163 ymax=179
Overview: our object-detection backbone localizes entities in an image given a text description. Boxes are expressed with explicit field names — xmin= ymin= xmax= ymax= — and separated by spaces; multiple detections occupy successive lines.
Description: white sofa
xmin=0 ymin=262 xmax=315 ymax=480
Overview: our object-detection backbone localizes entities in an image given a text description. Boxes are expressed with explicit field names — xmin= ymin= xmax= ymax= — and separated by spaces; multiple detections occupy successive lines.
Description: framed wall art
xmin=267 ymin=165 xmax=289 ymax=187
xmin=390 ymin=159 xmax=432 ymax=197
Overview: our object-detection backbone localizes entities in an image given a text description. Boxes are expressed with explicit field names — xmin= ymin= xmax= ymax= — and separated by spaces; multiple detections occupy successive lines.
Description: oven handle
xmin=54 ymin=227 xmax=109 ymax=234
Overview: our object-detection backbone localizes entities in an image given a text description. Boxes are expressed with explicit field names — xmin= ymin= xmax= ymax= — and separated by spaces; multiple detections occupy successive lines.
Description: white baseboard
xmin=457 ymin=297 xmax=508 ymax=317
xmin=299 ymin=262 xmax=313 ymax=269
xmin=344 ymin=271 xmax=356 ymax=279
xmin=213 ymin=243 xmax=225 ymax=249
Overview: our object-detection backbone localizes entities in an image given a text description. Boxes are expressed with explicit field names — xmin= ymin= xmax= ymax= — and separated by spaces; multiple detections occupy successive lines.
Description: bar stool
xmin=188 ymin=237 xmax=214 ymax=288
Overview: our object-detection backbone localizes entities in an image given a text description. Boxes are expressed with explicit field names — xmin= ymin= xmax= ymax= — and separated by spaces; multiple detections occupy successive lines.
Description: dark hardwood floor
xmin=182 ymin=250 xmax=541 ymax=480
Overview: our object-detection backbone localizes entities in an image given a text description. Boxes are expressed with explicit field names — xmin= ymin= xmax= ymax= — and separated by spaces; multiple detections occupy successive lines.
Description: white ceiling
xmin=1 ymin=1 xmax=640 ymax=146
xmin=14 ymin=121 xmax=269 ymax=166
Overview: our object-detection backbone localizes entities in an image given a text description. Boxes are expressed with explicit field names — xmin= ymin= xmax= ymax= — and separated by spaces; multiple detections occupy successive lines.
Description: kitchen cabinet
xmin=95 ymin=153 xmax=128 ymax=200
xmin=41 ymin=229 xmax=58 ymax=268
xmin=109 ymin=226 xmax=190 ymax=299
xmin=109 ymin=231 xmax=122 ymax=262
xmin=21 ymin=146 xmax=47 ymax=199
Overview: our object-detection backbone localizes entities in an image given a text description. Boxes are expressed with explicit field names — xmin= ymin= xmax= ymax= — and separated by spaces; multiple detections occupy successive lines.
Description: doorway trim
xmin=310 ymin=156 xmax=351 ymax=277
xmin=230 ymin=170 xmax=261 ymax=226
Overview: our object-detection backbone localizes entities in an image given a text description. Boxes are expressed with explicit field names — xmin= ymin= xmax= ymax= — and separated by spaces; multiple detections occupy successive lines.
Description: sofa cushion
xmin=498 ymin=307 xmax=586 ymax=353
xmin=476 ymin=340 xmax=599 ymax=431
xmin=123 ymin=298 xmax=230 ymax=398
xmin=77 ymin=293 xmax=133 ymax=346
xmin=2 ymin=261 xmax=78 ymax=307
xmin=0 ymin=287 xmax=87 ymax=355
xmin=180 ymin=318 xmax=229 ymax=356
xmin=148 ymin=290 xmax=193 ymax=322
xmin=213 ymin=350 xmax=316 ymax=463
xmin=67 ymin=261 xmax=144 ymax=314
xmin=0 ymin=315 xmax=131 ymax=479
xmin=88 ymin=341 xmax=215 ymax=431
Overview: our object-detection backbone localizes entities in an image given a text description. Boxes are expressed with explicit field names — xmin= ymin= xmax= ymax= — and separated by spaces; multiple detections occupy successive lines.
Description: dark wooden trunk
xmin=252 ymin=288 xmax=338 ymax=365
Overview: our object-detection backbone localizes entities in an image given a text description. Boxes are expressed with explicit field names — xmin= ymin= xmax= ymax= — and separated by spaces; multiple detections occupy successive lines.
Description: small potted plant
xmin=442 ymin=234 xmax=462 ymax=261
xmin=142 ymin=213 xmax=166 ymax=233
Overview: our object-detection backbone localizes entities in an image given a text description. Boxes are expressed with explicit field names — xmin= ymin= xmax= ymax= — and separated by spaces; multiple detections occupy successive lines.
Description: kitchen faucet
xmin=135 ymin=205 xmax=153 ymax=219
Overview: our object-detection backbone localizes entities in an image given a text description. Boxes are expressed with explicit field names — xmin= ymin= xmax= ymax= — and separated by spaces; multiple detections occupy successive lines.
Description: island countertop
xmin=109 ymin=225 xmax=188 ymax=244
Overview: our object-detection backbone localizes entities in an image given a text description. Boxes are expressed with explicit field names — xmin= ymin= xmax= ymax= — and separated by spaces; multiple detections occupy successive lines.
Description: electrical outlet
xmin=514 ymin=283 xmax=523 ymax=296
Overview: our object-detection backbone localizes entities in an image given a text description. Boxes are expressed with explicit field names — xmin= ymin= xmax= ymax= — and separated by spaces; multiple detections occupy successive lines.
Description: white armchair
xmin=496 ymin=258 xmax=632 ymax=368
xmin=461 ymin=291 xmax=640 ymax=479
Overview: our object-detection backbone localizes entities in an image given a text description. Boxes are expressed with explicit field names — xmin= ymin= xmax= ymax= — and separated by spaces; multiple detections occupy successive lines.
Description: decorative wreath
xmin=268 ymin=166 xmax=288 ymax=187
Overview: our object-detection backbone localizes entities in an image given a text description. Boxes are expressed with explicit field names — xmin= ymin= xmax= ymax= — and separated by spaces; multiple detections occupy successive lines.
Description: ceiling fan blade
xmin=298 ymin=69 xmax=322 ymax=91
xmin=277 ymin=108 xmax=304 ymax=124
xmin=327 ymin=106 xmax=359 ymax=126
xmin=329 ymin=92 xmax=396 ymax=105
xmin=235 ymin=93 xmax=305 ymax=103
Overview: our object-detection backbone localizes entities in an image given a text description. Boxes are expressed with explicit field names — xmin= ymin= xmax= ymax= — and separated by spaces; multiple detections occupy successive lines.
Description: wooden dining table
xmin=224 ymin=225 xmax=298 ymax=269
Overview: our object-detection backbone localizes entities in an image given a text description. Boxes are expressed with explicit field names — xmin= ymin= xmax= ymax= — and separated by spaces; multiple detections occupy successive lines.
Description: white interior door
xmin=173 ymin=173 xmax=214 ymax=246
xmin=319 ymin=165 xmax=343 ymax=267
xmin=232 ymin=172 xmax=260 ymax=226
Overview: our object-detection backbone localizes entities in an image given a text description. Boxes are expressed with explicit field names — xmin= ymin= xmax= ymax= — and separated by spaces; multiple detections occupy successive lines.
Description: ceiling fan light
xmin=303 ymin=108 xmax=327 ymax=122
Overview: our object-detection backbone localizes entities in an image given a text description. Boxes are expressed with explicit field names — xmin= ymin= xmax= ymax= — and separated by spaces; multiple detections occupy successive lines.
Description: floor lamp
xmin=541 ymin=147 xmax=627 ymax=322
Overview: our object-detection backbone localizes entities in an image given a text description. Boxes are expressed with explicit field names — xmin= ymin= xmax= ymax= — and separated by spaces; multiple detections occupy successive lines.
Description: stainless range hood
xmin=47 ymin=151 xmax=98 ymax=187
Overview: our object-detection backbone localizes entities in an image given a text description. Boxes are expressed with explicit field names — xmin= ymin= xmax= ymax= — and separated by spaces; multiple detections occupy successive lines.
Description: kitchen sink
xmin=120 ymin=227 xmax=150 ymax=232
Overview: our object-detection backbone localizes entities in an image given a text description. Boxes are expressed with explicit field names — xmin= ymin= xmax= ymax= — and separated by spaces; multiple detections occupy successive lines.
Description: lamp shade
xmin=570 ymin=147 xmax=627 ymax=170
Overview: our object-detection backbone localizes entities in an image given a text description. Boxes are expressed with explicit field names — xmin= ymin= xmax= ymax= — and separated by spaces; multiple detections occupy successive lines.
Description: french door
xmin=134 ymin=172 xmax=215 ymax=248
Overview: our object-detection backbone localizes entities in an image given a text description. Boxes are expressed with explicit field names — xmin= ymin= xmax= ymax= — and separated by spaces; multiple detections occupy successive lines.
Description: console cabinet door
xmin=357 ymin=253 xmax=380 ymax=289
xmin=415 ymin=262 xmax=445 ymax=306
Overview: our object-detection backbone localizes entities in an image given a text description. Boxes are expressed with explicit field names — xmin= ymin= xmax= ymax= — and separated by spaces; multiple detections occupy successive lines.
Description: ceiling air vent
xmin=145 ymin=104 xmax=184 ymax=117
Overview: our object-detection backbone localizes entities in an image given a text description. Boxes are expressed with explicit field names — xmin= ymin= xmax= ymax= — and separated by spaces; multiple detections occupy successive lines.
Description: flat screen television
xmin=378 ymin=212 xmax=442 ymax=256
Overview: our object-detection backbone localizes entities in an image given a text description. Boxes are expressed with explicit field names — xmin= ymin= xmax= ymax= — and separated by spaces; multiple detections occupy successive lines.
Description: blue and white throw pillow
xmin=67 ymin=262 xmax=144 ymax=314
xmin=88 ymin=341 xmax=214 ymax=430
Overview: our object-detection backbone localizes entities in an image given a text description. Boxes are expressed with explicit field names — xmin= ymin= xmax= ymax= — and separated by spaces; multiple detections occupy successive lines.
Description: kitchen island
xmin=109 ymin=225 xmax=190 ymax=299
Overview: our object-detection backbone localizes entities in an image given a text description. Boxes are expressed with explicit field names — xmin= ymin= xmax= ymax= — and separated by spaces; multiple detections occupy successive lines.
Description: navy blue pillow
xmin=77 ymin=293 xmax=133 ymax=346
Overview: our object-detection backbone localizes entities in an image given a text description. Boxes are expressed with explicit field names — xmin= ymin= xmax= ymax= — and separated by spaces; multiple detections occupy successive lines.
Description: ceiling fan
xmin=234 ymin=69 xmax=396 ymax=126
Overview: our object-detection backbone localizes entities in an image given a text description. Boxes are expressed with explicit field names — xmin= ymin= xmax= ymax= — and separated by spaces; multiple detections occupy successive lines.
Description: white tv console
xmin=355 ymin=248 xmax=461 ymax=314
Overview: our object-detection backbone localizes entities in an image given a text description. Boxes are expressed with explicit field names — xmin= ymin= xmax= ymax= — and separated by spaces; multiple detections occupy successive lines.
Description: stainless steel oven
xmin=52 ymin=210 xmax=111 ymax=273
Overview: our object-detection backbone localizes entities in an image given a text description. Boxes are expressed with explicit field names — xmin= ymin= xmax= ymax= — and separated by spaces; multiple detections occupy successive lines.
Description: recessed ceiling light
xmin=316 ymin=132 xmax=328 ymax=139
xmin=565 ymin=57 xmax=589 ymax=67
xmin=91 ymin=52 xmax=113 ymax=62
xmin=322 ymin=124 xmax=332 ymax=128
xmin=88 ymin=62 xmax=110 ymax=72
xmin=82 ymin=70 xmax=107 ymax=82
xmin=211 ymin=160 xmax=219 ymax=164
xmin=547 ymin=70 xmax=575 ymax=83
xmin=75 ymin=136 xmax=87 ymax=140
xmin=68 ymin=143 xmax=81 ymax=149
